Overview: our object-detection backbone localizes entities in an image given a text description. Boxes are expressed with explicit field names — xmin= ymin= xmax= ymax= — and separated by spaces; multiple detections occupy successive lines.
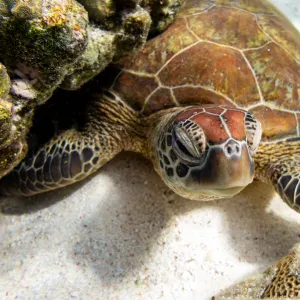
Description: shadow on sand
xmin=1 ymin=152 xmax=299 ymax=285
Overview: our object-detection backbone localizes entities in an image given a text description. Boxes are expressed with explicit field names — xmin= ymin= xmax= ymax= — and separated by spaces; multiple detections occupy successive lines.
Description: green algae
xmin=0 ymin=0 xmax=183 ymax=178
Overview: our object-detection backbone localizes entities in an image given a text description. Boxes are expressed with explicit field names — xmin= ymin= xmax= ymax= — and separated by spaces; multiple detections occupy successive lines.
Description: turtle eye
xmin=244 ymin=113 xmax=262 ymax=154
xmin=172 ymin=120 xmax=206 ymax=163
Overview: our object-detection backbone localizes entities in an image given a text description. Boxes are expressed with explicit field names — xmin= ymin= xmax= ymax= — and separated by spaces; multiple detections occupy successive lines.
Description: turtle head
xmin=150 ymin=106 xmax=262 ymax=200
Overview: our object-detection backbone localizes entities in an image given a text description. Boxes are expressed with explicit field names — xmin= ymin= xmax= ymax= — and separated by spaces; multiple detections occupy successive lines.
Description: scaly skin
xmin=255 ymin=141 xmax=300 ymax=213
xmin=0 ymin=91 xmax=148 ymax=195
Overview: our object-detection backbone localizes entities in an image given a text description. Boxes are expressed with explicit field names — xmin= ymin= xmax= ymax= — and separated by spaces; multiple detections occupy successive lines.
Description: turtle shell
xmin=109 ymin=0 xmax=300 ymax=142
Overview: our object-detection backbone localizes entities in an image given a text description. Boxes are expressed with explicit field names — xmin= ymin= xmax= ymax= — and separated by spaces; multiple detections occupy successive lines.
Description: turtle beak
xmin=188 ymin=140 xmax=255 ymax=197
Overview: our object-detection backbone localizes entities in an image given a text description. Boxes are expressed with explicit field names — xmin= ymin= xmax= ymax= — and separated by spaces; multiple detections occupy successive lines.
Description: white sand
xmin=1 ymin=1 xmax=300 ymax=300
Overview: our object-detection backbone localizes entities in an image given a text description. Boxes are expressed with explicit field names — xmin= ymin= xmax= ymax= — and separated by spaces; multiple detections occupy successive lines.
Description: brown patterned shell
xmin=110 ymin=0 xmax=300 ymax=142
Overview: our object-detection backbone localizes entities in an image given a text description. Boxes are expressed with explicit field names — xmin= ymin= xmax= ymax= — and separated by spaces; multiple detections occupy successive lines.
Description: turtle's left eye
xmin=172 ymin=120 xmax=206 ymax=163
xmin=244 ymin=113 xmax=262 ymax=154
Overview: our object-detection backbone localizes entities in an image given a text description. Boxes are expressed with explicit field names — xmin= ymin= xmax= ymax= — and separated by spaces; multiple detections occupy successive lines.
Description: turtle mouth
xmin=170 ymin=184 xmax=249 ymax=201
xmin=200 ymin=186 xmax=247 ymax=198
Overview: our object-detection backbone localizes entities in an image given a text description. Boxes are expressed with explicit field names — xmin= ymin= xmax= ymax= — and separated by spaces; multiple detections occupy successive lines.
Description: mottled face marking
xmin=155 ymin=105 xmax=262 ymax=200
xmin=176 ymin=163 xmax=189 ymax=178
xmin=161 ymin=138 xmax=166 ymax=151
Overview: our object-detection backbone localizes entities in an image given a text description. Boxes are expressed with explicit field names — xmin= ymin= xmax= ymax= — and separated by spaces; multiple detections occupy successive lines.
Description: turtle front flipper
xmin=255 ymin=138 xmax=300 ymax=213
xmin=215 ymin=242 xmax=300 ymax=298
xmin=0 ymin=91 xmax=146 ymax=196
xmin=0 ymin=129 xmax=119 ymax=196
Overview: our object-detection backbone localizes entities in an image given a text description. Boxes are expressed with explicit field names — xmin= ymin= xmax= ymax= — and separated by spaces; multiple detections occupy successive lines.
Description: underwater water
xmin=0 ymin=1 xmax=300 ymax=300
xmin=272 ymin=0 xmax=300 ymax=30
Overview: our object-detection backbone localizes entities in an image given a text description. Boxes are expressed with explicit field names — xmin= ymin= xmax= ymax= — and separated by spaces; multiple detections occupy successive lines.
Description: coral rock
xmin=0 ymin=0 xmax=182 ymax=176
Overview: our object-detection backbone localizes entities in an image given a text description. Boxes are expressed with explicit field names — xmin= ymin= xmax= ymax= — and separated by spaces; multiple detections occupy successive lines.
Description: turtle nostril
xmin=225 ymin=140 xmax=241 ymax=156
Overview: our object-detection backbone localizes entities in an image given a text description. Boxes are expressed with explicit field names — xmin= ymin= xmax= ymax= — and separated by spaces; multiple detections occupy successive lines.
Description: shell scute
xmin=179 ymin=0 xmax=213 ymax=17
xmin=120 ymin=18 xmax=197 ymax=74
xmin=143 ymin=88 xmax=175 ymax=115
xmin=205 ymin=107 xmax=225 ymax=115
xmin=173 ymin=86 xmax=234 ymax=107
xmin=175 ymin=108 xmax=205 ymax=122
xmin=113 ymin=72 xmax=158 ymax=111
xmin=257 ymin=14 xmax=300 ymax=62
xmin=214 ymin=0 xmax=279 ymax=14
xmin=249 ymin=106 xmax=297 ymax=141
xmin=187 ymin=6 xmax=269 ymax=49
xmin=245 ymin=42 xmax=300 ymax=110
xmin=158 ymin=42 xmax=260 ymax=106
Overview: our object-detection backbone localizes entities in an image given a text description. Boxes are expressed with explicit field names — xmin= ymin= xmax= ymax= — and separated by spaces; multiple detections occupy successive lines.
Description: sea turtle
xmin=1 ymin=0 xmax=300 ymax=213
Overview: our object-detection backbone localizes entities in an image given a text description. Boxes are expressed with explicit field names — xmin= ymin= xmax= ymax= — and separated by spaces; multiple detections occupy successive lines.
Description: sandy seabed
xmin=1 ymin=1 xmax=300 ymax=300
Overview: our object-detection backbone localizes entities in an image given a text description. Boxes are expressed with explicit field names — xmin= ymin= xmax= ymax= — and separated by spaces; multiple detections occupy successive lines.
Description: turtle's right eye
xmin=173 ymin=132 xmax=195 ymax=156
xmin=172 ymin=120 xmax=206 ymax=164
